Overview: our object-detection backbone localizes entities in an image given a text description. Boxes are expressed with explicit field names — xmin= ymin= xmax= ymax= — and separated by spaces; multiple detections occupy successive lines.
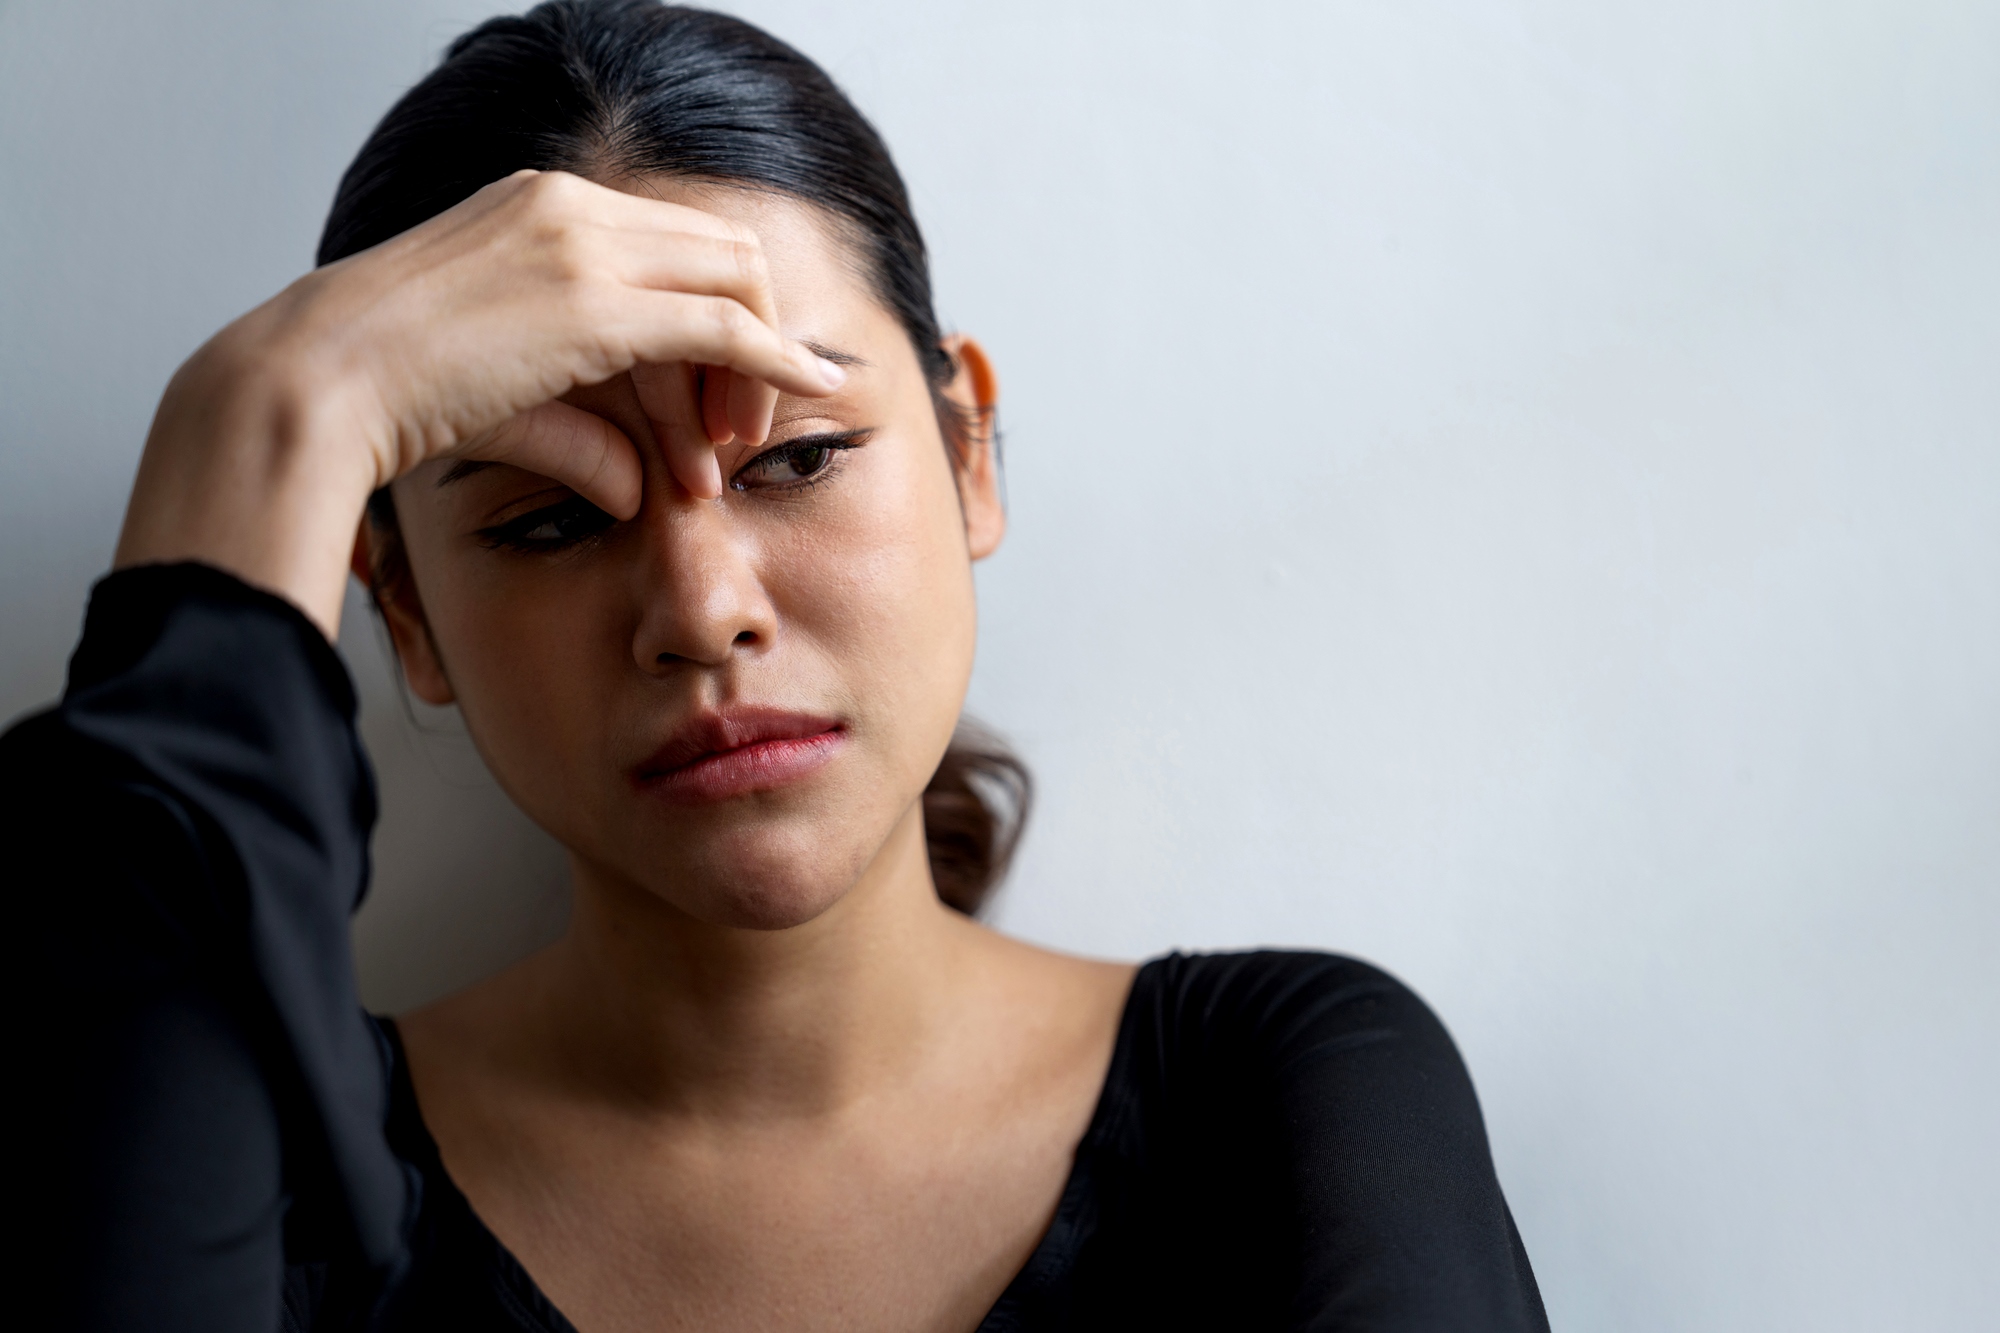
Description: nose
xmin=630 ymin=486 xmax=777 ymax=673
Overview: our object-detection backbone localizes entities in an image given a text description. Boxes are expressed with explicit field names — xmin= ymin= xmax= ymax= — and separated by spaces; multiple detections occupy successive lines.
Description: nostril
xmin=733 ymin=631 xmax=756 ymax=645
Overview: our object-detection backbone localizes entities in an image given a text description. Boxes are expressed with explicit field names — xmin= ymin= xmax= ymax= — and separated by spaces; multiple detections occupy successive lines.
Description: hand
xmin=114 ymin=170 xmax=846 ymax=637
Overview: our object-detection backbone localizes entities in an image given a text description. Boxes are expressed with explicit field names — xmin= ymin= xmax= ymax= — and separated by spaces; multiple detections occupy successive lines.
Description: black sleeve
xmin=1161 ymin=951 xmax=1548 ymax=1333
xmin=8 ymin=564 xmax=413 ymax=1332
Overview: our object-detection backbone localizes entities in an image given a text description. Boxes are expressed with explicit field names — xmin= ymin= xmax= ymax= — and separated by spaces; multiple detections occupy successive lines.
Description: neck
xmin=534 ymin=802 xmax=980 ymax=1120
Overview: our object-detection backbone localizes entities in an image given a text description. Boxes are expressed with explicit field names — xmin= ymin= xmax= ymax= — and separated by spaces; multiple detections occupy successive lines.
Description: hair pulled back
xmin=322 ymin=0 xmax=1028 ymax=914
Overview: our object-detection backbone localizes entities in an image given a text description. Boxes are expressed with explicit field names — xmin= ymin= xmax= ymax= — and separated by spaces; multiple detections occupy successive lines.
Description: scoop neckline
xmin=376 ymin=957 xmax=1158 ymax=1330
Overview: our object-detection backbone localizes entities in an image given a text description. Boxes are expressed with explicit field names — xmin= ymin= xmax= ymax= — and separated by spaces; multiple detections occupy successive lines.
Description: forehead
xmin=612 ymin=175 xmax=878 ymax=333
xmin=394 ymin=175 xmax=925 ymax=503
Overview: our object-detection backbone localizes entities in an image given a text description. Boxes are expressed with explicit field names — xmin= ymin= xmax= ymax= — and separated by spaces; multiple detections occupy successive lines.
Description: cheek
xmin=771 ymin=445 xmax=978 ymax=747
xmin=413 ymin=551 xmax=635 ymax=823
xmin=391 ymin=430 xmax=980 ymax=906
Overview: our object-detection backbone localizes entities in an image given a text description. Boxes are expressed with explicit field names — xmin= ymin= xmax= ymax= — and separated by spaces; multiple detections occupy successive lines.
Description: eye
xmin=732 ymin=430 xmax=871 ymax=492
xmin=477 ymin=495 xmax=617 ymax=552
xmin=782 ymin=444 xmax=833 ymax=479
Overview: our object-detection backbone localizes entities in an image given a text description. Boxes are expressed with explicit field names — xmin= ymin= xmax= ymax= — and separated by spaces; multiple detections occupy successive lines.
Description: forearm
xmin=110 ymin=171 xmax=846 ymax=645
xmin=114 ymin=297 xmax=382 ymax=640
xmin=9 ymin=566 xmax=411 ymax=1323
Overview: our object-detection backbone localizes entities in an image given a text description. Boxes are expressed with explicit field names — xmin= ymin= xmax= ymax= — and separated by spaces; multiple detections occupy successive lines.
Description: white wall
xmin=3 ymin=1 xmax=1995 ymax=1327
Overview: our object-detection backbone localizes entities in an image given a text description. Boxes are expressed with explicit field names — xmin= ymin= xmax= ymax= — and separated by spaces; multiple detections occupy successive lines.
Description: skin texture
xmin=115 ymin=173 xmax=1132 ymax=1331
xmin=119 ymin=170 xmax=846 ymax=636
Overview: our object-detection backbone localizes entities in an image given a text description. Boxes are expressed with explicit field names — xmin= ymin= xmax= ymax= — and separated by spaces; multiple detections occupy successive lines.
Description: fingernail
xmin=815 ymin=356 xmax=847 ymax=389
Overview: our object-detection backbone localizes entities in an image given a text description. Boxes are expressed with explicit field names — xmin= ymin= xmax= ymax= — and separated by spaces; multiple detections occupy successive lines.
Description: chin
xmin=645 ymin=821 xmax=876 ymax=932
xmin=682 ymin=881 xmax=846 ymax=932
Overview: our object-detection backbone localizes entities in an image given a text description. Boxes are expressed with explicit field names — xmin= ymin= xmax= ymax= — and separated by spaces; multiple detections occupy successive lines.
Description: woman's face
xmin=380 ymin=183 xmax=1003 ymax=930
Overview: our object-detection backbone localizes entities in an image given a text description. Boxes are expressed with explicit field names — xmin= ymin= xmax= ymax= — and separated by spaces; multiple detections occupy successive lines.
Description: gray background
xmin=4 ymin=1 xmax=1996 ymax=1327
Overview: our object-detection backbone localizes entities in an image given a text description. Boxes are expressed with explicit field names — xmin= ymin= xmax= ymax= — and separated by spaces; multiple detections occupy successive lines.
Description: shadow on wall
xmin=340 ymin=585 xmax=571 ymax=1015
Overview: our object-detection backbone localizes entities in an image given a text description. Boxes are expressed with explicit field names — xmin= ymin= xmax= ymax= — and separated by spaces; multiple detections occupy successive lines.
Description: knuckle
xmin=709 ymin=297 xmax=751 ymax=340
xmin=539 ymin=224 xmax=599 ymax=286
xmin=726 ymin=237 xmax=770 ymax=290
xmin=519 ymin=171 xmax=586 ymax=227
xmin=529 ymin=169 xmax=580 ymax=203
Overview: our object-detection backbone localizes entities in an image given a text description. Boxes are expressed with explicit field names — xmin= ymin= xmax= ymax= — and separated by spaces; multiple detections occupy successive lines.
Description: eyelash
xmin=729 ymin=429 xmax=872 ymax=492
xmin=476 ymin=494 xmax=617 ymax=554
xmin=474 ymin=430 xmax=873 ymax=554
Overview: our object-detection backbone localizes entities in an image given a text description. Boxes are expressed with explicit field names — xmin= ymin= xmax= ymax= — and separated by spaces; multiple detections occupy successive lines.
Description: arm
xmin=17 ymin=169 xmax=843 ymax=1329
xmin=1253 ymin=953 xmax=1548 ymax=1332
xmin=12 ymin=564 xmax=397 ymax=1330
xmin=116 ymin=168 xmax=846 ymax=638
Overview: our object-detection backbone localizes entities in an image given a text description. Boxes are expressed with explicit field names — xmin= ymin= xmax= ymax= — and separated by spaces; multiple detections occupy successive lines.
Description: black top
xmin=12 ymin=564 xmax=1547 ymax=1332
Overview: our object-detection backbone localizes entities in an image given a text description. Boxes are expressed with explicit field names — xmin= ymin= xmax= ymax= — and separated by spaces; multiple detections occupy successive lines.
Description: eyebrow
xmin=803 ymin=340 xmax=869 ymax=368
xmin=437 ymin=459 xmax=498 ymax=488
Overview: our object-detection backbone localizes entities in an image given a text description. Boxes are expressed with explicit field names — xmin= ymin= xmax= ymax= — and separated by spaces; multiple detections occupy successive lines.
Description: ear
xmin=352 ymin=523 xmax=457 ymax=707
xmin=940 ymin=334 xmax=1005 ymax=562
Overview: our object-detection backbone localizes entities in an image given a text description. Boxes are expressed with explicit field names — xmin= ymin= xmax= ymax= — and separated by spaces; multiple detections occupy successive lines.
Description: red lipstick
xmin=633 ymin=706 xmax=844 ymax=804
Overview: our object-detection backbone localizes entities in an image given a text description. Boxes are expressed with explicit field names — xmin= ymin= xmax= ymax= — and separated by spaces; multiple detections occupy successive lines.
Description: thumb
xmin=630 ymin=360 xmax=724 ymax=500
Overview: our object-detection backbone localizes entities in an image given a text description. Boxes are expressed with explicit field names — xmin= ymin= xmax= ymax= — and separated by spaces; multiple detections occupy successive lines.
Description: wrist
xmin=116 ymin=302 xmax=385 ymax=640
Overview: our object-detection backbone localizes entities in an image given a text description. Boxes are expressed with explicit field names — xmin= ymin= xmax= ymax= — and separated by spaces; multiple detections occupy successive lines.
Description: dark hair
xmin=323 ymin=0 xmax=1028 ymax=914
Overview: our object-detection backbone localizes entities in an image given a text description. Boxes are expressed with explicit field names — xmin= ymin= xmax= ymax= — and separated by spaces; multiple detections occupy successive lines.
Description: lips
xmin=632 ymin=706 xmax=845 ymax=804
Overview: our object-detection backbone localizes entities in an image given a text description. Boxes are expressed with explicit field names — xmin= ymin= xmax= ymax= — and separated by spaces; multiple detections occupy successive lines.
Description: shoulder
xmin=1119 ymin=950 xmax=1490 ymax=1164
xmin=1131 ymin=949 xmax=1461 ymax=1078
xmin=1112 ymin=953 xmax=1547 ymax=1327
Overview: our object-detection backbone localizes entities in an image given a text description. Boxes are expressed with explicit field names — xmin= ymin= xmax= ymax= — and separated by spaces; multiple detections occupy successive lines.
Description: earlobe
xmin=941 ymin=335 xmax=1006 ymax=562
xmin=352 ymin=525 xmax=457 ymax=706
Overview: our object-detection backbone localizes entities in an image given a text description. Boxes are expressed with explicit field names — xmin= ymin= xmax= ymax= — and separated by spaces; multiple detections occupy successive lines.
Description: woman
xmin=13 ymin=3 xmax=1547 ymax=1330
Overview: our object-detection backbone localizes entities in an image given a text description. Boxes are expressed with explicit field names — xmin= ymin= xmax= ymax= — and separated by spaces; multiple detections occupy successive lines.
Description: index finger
xmin=619 ymin=290 xmax=846 ymax=401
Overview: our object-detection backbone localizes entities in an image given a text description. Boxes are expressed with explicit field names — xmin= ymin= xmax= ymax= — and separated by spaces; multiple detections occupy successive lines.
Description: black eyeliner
xmin=475 ymin=494 xmax=616 ymax=552
xmin=730 ymin=428 xmax=874 ymax=491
